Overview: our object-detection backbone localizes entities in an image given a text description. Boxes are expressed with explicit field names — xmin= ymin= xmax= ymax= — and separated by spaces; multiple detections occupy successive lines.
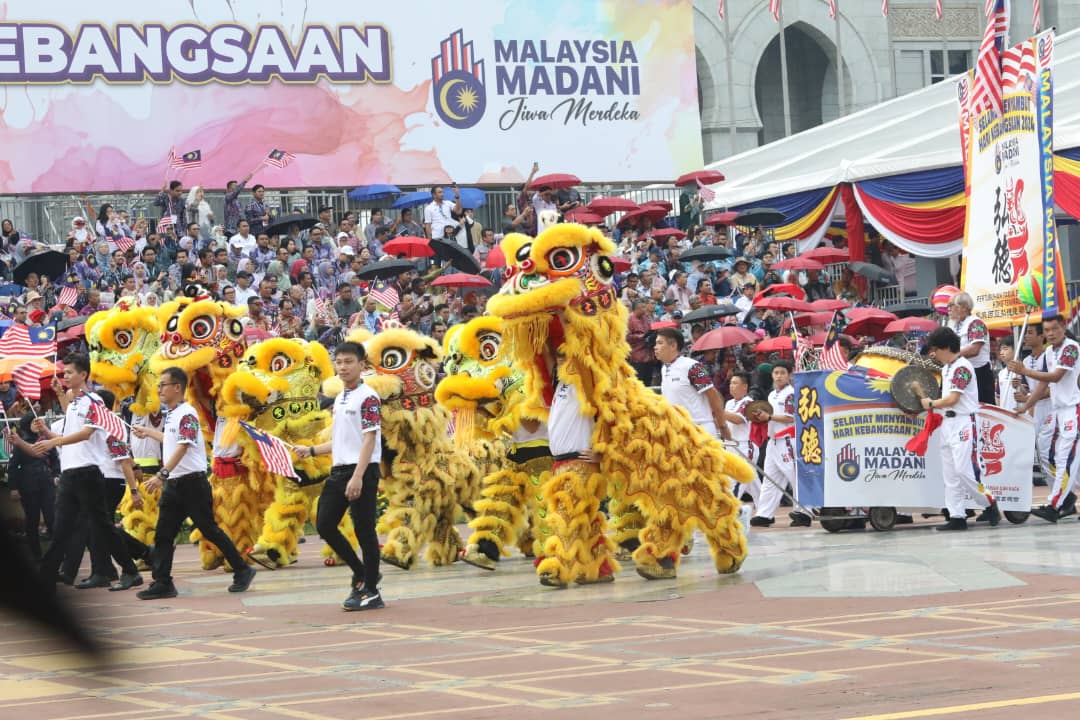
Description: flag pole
xmin=778 ymin=1 xmax=793 ymax=137
xmin=834 ymin=0 xmax=846 ymax=117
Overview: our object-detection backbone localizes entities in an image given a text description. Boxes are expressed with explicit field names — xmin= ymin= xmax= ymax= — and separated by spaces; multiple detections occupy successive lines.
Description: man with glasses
xmin=132 ymin=367 xmax=256 ymax=599
xmin=947 ymin=291 xmax=995 ymax=405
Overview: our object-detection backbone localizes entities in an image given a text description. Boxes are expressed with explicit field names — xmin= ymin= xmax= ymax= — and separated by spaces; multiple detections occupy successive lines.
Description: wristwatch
xmin=158 ymin=469 xmax=170 ymax=480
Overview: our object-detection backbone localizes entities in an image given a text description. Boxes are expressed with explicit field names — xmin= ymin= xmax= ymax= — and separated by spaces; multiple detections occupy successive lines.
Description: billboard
xmin=0 ymin=0 xmax=703 ymax=193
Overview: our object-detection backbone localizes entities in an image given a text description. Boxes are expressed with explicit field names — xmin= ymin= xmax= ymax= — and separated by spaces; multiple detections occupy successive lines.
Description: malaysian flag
xmin=88 ymin=398 xmax=128 ymax=442
xmin=239 ymin=421 xmax=298 ymax=479
xmin=57 ymin=286 xmax=78 ymax=307
xmin=718 ymin=0 xmax=724 ymax=20
xmin=114 ymin=236 xmax=136 ymax=253
xmin=368 ymin=279 xmax=399 ymax=312
xmin=881 ymin=0 xmax=889 ymax=16
xmin=791 ymin=325 xmax=813 ymax=372
xmin=13 ymin=362 xmax=45 ymax=401
xmin=828 ymin=0 xmax=837 ymax=19
xmin=264 ymin=149 xmax=296 ymax=169
xmin=769 ymin=0 xmax=781 ymax=22
xmin=1033 ymin=0 xmax=1041 ymax=32
xmin=170 ymin=149 xmax=202 ymax=170
xmin=972 ymin=0 xmax=1010 ymax=117
xmin=0 ymin=324 xmax=56 ymax=358
xmin=696 ymin=178 xmax=716 ymax=202
xmin=934 ymin=0 xmax=943 ymax=21
xmin=157 ymin=215 xmax=175 ymax=235
xmin=819 ymin=312 xmax=849 ymax=371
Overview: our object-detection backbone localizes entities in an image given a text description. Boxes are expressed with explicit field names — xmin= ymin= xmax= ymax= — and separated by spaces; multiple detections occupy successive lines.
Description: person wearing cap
xmin=730 ymin=257 xmax=755 ymax=289
xmin=715 ymin=265 xmax=734 ymax=297
xmin=735 ymin=283 xmax=755 ymax=324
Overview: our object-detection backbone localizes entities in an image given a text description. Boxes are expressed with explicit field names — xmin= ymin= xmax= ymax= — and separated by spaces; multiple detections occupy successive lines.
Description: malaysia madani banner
xmin=794 ymin=370 xmax=1033 ymax=512
xmin=958 ymin=31 xmax=1061 ymax=328
xmin=0 ymin=0 xmax=703 ymax=193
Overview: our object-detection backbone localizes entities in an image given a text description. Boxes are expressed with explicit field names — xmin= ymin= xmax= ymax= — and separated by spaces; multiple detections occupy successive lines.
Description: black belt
xmin=552 ymin=452 xmax=592 ymax=462
xmin=167 ymin=471 xmax=206 ymax=485
xmin=944 ymin=411 xmax=975 ymax=419
xmin=508 ymin=445 xmax=552 ymax=464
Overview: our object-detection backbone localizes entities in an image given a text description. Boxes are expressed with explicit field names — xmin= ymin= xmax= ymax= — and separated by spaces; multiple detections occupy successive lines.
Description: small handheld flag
xmin=157 ymin=216 xmax=175 ymax=235
xmin=170 ymin=149 xmax=203 ymax=170
xmin=819 ymin=311 xmax=850 ymax=371
xmin=88 ymin=398 xmax=128 ymax=442
xmin=114 ymin=236 xmax=136 ymax=254
xmin=0 ymin=324 xmax=57 ymax=358
xmin=264 ymin=149 xmax=296 ymax=169
xmin=239 ymin=421 xmax=298 ymax=479
xmin=57 ymin=286 xmax=78 ymax=307
xmin=13 ymin=363 xmax=45 ymax=401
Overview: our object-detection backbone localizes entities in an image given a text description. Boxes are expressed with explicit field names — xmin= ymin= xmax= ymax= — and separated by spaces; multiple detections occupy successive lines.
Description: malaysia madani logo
xmin=837 ymin=443 xmax=860 ymax=482
xmin=432 ymin=30 xmax=486 ymax=129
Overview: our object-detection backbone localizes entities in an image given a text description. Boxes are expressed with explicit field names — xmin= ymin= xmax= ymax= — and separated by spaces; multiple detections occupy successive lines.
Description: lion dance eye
xmin=270 ymin=353 xmax=292 ymax=373
xmin=515 ymin=243 xmax=533 ymax=263
xmin=547 ymin=247 xmax=581 ymax=272
xmin=190 ymin=315 xmax=216 ymax=340
xmin=113 ymin=329 xmax=133 ymax=349
xmin=381 ymin=348 xmax=407 ymax=371
xmin=478 ymin=332 xmax=501 ymax=362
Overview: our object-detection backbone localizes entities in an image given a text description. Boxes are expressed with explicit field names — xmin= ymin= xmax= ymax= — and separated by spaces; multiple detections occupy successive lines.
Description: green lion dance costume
xmin=337 ymin=326 xmax=481 ymax=568
xmin=86 ymin=298 xmax=164 ymax=548
xmin=218 ymin=338 xmax=354 ymax=568
xmin=487 ymin=225 xmax=753 ymax=587
xmin=150 ymin=288 xmax=259 ymax=570
xmin=435 ymin=316 xmax=552 ymax=570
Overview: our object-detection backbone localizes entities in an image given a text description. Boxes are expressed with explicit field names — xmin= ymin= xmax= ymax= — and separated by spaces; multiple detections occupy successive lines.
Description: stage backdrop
xmin=0 ymin=0 xmax=702 ymax=193
xmin=958 ymin=30 xmax=1061 ymax=327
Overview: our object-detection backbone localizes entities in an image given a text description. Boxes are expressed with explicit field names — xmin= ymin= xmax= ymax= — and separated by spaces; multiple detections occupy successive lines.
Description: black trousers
xmin=630 ymin=361 xmax=656 ymax=386
xmin=974 ymin=362 xmax=996 ymax=406
xmin=152 ymin=472 xmax=247 ymax=585
xmin=63 ymin=476 xmax=144 ymax=579
xmin=18 ymin=474 xmax=55 ymax=560
xmin=39 ymin=466 xmax=113 ymax=584
xmin=317 ymin=464 xmax=381 ymax=590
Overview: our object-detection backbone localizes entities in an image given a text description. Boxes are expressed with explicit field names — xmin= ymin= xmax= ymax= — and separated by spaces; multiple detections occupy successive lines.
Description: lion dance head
xmin=86 ymin=298 xmax=162 ymax=414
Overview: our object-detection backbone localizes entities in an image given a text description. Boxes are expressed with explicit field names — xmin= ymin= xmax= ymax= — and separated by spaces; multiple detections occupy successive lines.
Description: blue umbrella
xmin=348 ymin=184 xmax=401 ymax=202
xmin=442 ymin=187 xmax=486 ymax=209
xmin=390 ymin=191 xmax=432 ymax=210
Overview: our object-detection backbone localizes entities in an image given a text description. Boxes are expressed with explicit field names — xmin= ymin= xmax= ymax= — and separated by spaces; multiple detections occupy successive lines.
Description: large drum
xmin=852 ymin=345 xmax=941 ymax=380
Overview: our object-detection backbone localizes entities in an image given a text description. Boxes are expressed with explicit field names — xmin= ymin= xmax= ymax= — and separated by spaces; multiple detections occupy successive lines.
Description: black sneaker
xmin=228 ymin=566 xmax=256 ymax=593
xmin=789 ymin=511 xmax=812 ymax=527
xmin=343 ymin=588 xmax=384 ymax=611
xmin=935 ymin=518 xmax=968 ymax=532
xmin=1031 ymin=504 xmax=1060 ymax=523
xmin=137 ymin=581 xmax=178 ymax=600
xmin=75 ymin=575 xmax=113 ymax=589
xmin=983 ymin=501 xmax=1001 ymax=527
xmin=749 ymin=516 xmax=774 ymax=527
xmin=109 ymin=573 xmax=144 ymax=591
xmin=1059 ymin=492 xmax=1077 ymax=518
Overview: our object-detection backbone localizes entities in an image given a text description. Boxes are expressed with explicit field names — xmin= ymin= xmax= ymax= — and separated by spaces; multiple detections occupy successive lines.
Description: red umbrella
xmin=754 ymin=296 xmax=813 ymax=313
xmin=431 ymin=273 xmax=492 ymax=289
xmin=692 ymin=326 xmax=759 ymax=352
xmin=484 ymin=246 xmax=505 ymax=269
xmin=244 ymin=328 xmax=274 ymax=343
xmin=804 ymin=246 xmax=849 ymax=264
xmin=755 ymin=336 xmax=796 ymax=353
xmin=785 ymin=311 xmax=834 ymax=328
xmin=675 ymin=170 xmax=726 ymax=187
xmin=845 ymin=307 xmax=898 ymax=323
xmin=532 ymin=173 xmax=581 ymax=190
xmin=772 ymin=257 xmax=824 ymax=272
xmin=704 ymin=211 xmax=739 ymax=226
xmin=382 ymin=236 xmax=433 ymax=258
xmin=808 ymin=332 xmax=828 ymax=346
xmin=651 ymin=228 xmax=686 ymax=240
xmin=641 ymin=200 xmax=674 ymax=212
xmin=809 ymin=298 xmax=850 ymax=311
xmin=565 ymin=208 xmax=605 ymax=224
xmin=587 ymin=197 xmax=639 ymax=215
xmin=617 ymin=207 xmax=669 ymax=228
xmin=883 ymin=317 xmax=939 ymax=335
xmin=754 ymin=283 xmax=807 ymax=303
xmin=651 ymin=321 xmax=679 ymax=330
xmin=612 ymin=257 xmax=632 ymax=273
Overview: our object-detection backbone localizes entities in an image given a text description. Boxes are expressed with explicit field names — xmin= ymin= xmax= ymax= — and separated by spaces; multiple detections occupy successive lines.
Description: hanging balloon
xmin=1016 ymin=271 xmax=1044 ymax=308
xmin=931 ymin=284 xmax=959 ymax=314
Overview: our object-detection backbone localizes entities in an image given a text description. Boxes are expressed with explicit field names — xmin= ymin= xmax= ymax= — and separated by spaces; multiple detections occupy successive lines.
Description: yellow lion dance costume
xmin=436 ymin=316 xmax=551 ymax=569
xmin=487 ymin=226 xmax=753 ymax=587
xmin=150 ymin=288 xmax=261 ymax=570
xmin=219 ymin=338 xmax=355 ymax=568
xmin=335 ymin=326 xmax=481 ymax=568
xmin=86 ymin=298 xmax=164 ymax=549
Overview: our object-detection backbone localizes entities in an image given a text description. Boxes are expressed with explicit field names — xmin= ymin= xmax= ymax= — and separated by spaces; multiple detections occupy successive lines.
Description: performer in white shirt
xmin=1014 ymin=323 xmax=1055 ymax=492
xmin=923 ymin=327 xmax=1000 ymax=530
xmin=948 ymin=291 xmax=995 ymax=405
xmin=1009 ymin=314 xmax=1080 ymax=522
xmin=996 ymin=338 xmax=1019 ymax=413
xmin=296 ymin=341 xmax=384 ymax=611
xmin=654 ymin=329 xmax=729 ymax=439
xmin=750 ymin=362 xmax=804 ymax=527
xmin=724 ymin=371 xmax=761 ymax=505
xmin=132 ymin=366 xmax=256 ymax=599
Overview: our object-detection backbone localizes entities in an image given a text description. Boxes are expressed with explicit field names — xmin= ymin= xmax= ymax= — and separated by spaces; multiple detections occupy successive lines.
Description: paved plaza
xmin=5 ymin=518 xmax=1080 ymax=720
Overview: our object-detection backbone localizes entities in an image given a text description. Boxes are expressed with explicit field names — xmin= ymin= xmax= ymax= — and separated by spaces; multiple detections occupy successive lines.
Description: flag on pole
xmin=0 ymin=324 xmax=57 ymax=358
xmin=88 ymin=398 xmax=128 ymax=442
xmin=169 ymin=149 xmax=203 ymax=170
xmin=718 ymin=0 xmax=724 ymax=19
xmin=934 ymin=0 xmax=943 ymax=21
xmin=1033 ymin=0 xmax=1042 ymax=32
xmin=769 ymin=0 xmax=781 ymax=22
xmin=819 ymin=312 xmax=850 ymax=371
xmin=972 ymin=0 xmax=1009 ymax=117
xmin=114 ymin=236 xmax=136 ymax=253
xmin=790 ymin=324 xmax=812 ymax=372
xmin=264 ymin=149 xmax=296 ymax=169
xmin=12 ymin=362 xmax=45 ymax=401
xmin=57 ymin=286 xmax=78 ymax=308
xmin=239 ymin=421 xmax=298 ymax=479
xmin=828 ymin=0 xmax=837 ymax=19
xmin=369 ymin=279 xmax=399 ymax=311
xmin=696 ymin=178 xmax=716 ymax=202
xmin=882 ymin=0 xmax=889 ymax=16
xmin=156 ymin=216 xmax=175 ymax=235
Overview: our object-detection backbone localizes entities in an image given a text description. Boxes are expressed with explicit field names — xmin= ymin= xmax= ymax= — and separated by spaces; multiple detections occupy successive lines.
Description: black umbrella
xmin=13 ymin=251 xmax=68 ymax=286
xmin=885 ymin=302 xmax=933 ymax=319
xmin=263 ymin=214 xmax=318 ymax=237
xmin=354 ymin=258 xmax=418 ymax=281
xmin=57 ymin=315 xmax=88 ymax=332
xmin=849 ymin=261 xmax=896 ymax=284
xmin=429 ymin=239 xmax=482 ymax=275
xmin=681 ymin=302 xmax=741 ymax=324
xmin=679 ymin=245 xmax=734 ymax=263
xmin=734 ymin=207 xmax=787 ymax=227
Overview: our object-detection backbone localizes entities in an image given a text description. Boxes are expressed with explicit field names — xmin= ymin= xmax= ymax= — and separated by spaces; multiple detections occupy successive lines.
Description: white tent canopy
xmin=703 ymin=28 xmax=1080 ymax=211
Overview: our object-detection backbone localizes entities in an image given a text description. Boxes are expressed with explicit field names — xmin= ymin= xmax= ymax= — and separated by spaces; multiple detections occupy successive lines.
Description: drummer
xmin=749 ymin=361 xmax=809 ymax=528
xmin=1008 ymin=314 xmax=1079 ymax=522
xmin=922 ymin=327 xmax=1001 ymax=530
xmin=947 ymin=292 xmax=995 ymax=405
